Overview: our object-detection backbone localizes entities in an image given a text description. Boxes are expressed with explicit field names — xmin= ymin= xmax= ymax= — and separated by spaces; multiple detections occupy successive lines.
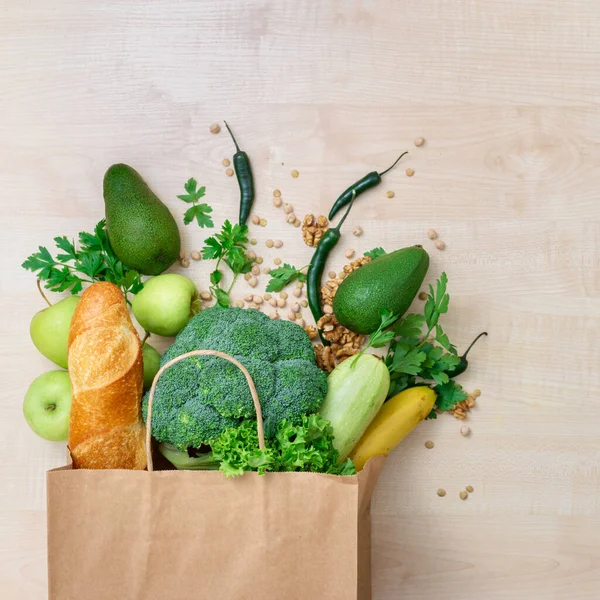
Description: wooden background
xmin=1 ymin=1 xmax=599 ymax=598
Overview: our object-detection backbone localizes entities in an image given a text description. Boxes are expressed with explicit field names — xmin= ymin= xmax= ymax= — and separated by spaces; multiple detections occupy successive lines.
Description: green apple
xmin=30 ymin=295 xmax=79 ymax=368
xmin=23 ymin=370 xmax=72 ymax=441
xmin=142 ymin=343 xmax=161 ymax=391
xmin=132 ymin=274 xmax=200 ymax=336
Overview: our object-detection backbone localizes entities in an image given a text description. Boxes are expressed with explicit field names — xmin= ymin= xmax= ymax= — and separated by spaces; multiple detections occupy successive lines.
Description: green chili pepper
xmin=328 ymin=151 xmax=408 ymax=221
xmin=224 ymin=121 xmax=255 ymax=226
xmin=308 ymin=192 xmax=357 ymax=345
xmin=449 ymin=332 xmax=488 ymax=377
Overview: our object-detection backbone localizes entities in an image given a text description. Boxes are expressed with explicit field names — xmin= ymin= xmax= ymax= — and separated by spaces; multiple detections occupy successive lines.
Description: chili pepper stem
xmin=461 ymin=331 xmax=488 ymax=360
xmin=378 ymin=151 xmax=409 ymax=177
xmin=223 ymin=121 xmax=241 ymax=152
xmin=333 ymin=190 xmax=357 ymax=232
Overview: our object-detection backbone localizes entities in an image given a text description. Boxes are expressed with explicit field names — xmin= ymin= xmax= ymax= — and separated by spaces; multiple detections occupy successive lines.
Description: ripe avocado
xmin=103 ymin=164 xmax=181 ymax=276
xmin=333 ymin=246 xmax=429 ymax=334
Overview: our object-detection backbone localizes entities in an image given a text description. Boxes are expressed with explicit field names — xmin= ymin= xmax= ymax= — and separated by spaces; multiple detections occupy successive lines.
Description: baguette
xmin=68 ymin=282 xmax=147 ymax=469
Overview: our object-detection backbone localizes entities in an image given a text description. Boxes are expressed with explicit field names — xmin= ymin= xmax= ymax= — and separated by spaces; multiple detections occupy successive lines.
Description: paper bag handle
xmin=145 ymin=349 xmax=265 ymax=472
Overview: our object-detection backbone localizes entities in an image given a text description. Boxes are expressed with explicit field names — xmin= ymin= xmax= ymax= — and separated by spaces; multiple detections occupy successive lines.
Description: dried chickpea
xmin=251 ymin=265 xmax=260 ymax=276
xmin=255 ymin=256 xmax=263 ymax=264
xmin=247 ymin=250 xmax=257 ymax=260
xmin=253 ymin=296 xmax=264 ymax=305
xmin=222 ymin=158 xmax=230 ymax=167
xmin=273 ymin=197 xmax=283 ymax=208
xmin=300 ymin=299 xmax=308 ymax=308
xmin=405 ymin=168 xmax=415 ymax=177
xmin=345 ymin=249 xmax=355 ymax=259
xmin=209 ymin=123 xmax=221 ymax=134
xmin=427 ymin=228 xmax=438 ymax=240
xmin=323 ymin=304 xmax=333 ymax=315
xmin=277 ymin=298 xmax=286 ymax=308
xmin=263 ymin=292 xmax=272 ymax=301
xmin=270 ymin=311 xmax=280 ymax=320
xmin=190 ymin=251 xmax=201 ymax=261
xmin=466 ymin=485 xmax=474 ymax=493
xmin=200 ymin=291 xmax=212 ymax=301
xmin=269 ymin=298 xmax=278 ymax=307
xmin=244 ymin=293 xmax=254 ymax=302
xmin=180 ymin=258 xmax=190 ymax=268
xmin=286 ymin=213 xmax=296 ymax=224
xmin=291 ymin=169 xmax=299 ymax=178
xmin=273 ymin=189 xmax=281 ymax=197
xmin=284 ymin=203 xmax=293 ymax=214
xmin=259 ymin=218 xmax=267 ymax=227
xmin=287 ymin=310 xmax=296 ymax=320
xmin=251 ymin=215 xmax=260 ymax=225
xmin=274 ymin=239 xmax=283 ymax=248
xmin=386 ymin=190 xmax=395 ymax=198
xmin=437 ymin=489 xmax=446 ymax=497
xmin=293 ymin=288 xmax=302 ymax=298
xmin=244 ymin=273 xmax=251 ymax=281
xmin=435 ymin=240 xmax=446 ymax=251
xmin=274 ymin=257 xmax=281 ymax=265
xmin=414 ymin=137 xmax=425 ymax=147
xmin=280 ymin=291 xmax=288 ymax=299
xmin=225 ymin=168 xmax=234 ymax=177
xmin=248 ymin=277 xmax=258 ymax=288
xmin=250 ymin=238 xmax=257 ymax=245
xmin=353 ymin=226 xmax=363 ymax=236
xmin=266 ymin=239 xmax=274 ymax=248
xmin=234 ymin=299 xmax=244 ymax=308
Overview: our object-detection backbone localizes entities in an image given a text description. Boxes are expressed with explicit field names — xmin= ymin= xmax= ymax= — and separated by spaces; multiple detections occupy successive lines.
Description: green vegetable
xmin=22 ymin=220 xmax=143 ymax=299
xmin=224 ymin=121 xmax=255 ymax=226
xmin=319 ymin=353 xmax=390 ymax=461
xmin=307 ymin=193 xmax=356 ymax=344
xmin=356 ymin=308 xmax=398 ymax=359
xmin=384 ymin=273 xmax=484 ymax=417
xmin=158 ymin=443 xmax=220 ymax=470
xmin=333 ymin=245 xmax=429 ymax=334
xmin=143 ymin=306 xmax=328 ymax=451
xmin=104 ymin=163 xmax=181 ymax=276
xmin=266 ymin=263 xmax=307 ymax=293
xmin=177 ymin=178 xmax=213 ymax=228
xmin=202 ymin=220 xmax=254 ymax=307
xmin=327 ymin=151 xmax=408 ymax=220
xmin=212 ymin=414 xmax=356 ymax=478
xmin=447 ymin=331 xmax=488 ymax=377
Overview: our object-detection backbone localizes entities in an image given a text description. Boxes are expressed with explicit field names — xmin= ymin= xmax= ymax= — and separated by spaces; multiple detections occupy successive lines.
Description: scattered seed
xmin=291 ymin=169 xmax=299 ymax=178
xmin=244 ymin=273 xmax=251 ymax=281
xmin=418 ymin=291 xmax=428 ymax=301
xmin=286 ymin=213 xmax=296 ymax=224
xmin=460 ymin=425 xmax=471 ymax=437
xmin=345 ymin=249 xmax=355 ymax=259
xmin=386 ymin=190 xmax=395 ymax=198
xmin=250 ymin=238 xmax=257 ymax=245
xmin=273 ymin=197 xmax=283 ymax=208
xmin=269 ymin=298 xmax=278 ymax=307
xmin=247 ymin=302 xmax=258 ymax=309
xmin=190 ymin=251 xmax=202 ymax=261
xmin=473 ymin=389 xmax=481 ymax=398
xmin=254 ymin=296 xmax=264 ymax=305
xmin=273 ymin=188 xmax=281 ymax=197
xmin=251 ymin=265 xmax=260 ymax=276
xmin=244 ymin=293 xmax=254 ymax=302
xmin=226 ymin=168 xmax=234 ymax=177
xmin=270 ymin=311 xmax=280 ymax=320
xmin=234 ymin=299 xmax=244 ymax=308
xmin=263 ymin=292 xmax=272 ymax=300
xmin=287 ymin=309 xmax=296 ymax=320
xmin=437 ymin=489 xmax=446 ymax=497
xmin=460 ymin=491 xmax=469 ymax=500
xmin=255 ymin=256 xmax=263 ymax=264
xmin=435 ymin=240 xmax=446 ymax=251
xmin=248 ymin=277 xmax=258 ymax=288
xmin=266 ymin=239 xmax=274 ymax=248
xmin=280 ymin=291 xmax=288 ymax=299
xmin=179 ymin=251 xmax=186 ymax=260
xmin=274 ymin=257 xmax=282 ymax=265
xmin=293 ymin=219 xmax=301 ymax=227
xmin=405 ymin=168 xmax=415 ymax=177
xmin=295 ymin=313 xmax=302 ymax=320
xmin=180 ymin=258 xmax=190 ymax=268
xmin=277 ymin=298 xmax=286 ymax=308
xmin=466 ymin=485 xmax=474 ymax=493
xmin=247 ymin=250 xmax=257 ymax=260
xmin=425 ymin=440 xmax=435 ymax=449
xmin=222 ymin=158 xmax=231 ymax=167
xmin=323 ymin=304 xmax=333 ymax=315
xmin=210 ymin=123 xmax=221 ymax=134
xmin=300 ymin=299 xmax=308 ymax=308
xmin=263 ymin=267 xmax=271 ymax=275
xmin=353 ymin=226 xmax=363 ymax=237
xmin=259 ymin=218 xmax=267 ymax=227
xmin=200 ymin=291 xmax=212 ymax=301
xmin=274 ymin=239 xmax=283 ymax=248
xmin=291 ymin=302 xmax=301 ymax=313
xmin=295 ymin=281 xmax=304 ymax=289
xmin=293 ymin=288 xmax=302 ymax=298
xmin=414 ymin=137 xmax=425 ymax=147
xmin=251 ymin=215 xmax=260 ymax=225
xmin=427 ymin=228 xmax=438 ymax=240
xmin=297 ymin=318 xmax=305 ymax=327
xmin=284 ymin=203 xmax=294 ymax=214
xmin=328 ymin=270 xmax=336 ymax=279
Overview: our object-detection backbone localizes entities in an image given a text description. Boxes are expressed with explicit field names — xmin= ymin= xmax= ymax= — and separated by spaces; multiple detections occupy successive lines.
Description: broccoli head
xmin=143 ymin=307 xmax=327 ymax=450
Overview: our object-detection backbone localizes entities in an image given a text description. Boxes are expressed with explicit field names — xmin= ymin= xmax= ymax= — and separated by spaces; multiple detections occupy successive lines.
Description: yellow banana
xmin=349 ymin=386 xmax=437 ymax=471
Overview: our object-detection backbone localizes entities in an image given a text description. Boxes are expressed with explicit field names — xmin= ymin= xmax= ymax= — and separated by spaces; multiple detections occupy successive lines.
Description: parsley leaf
xmin=389 ymin=343 xmax=427 ymax=376
xmin=22 ymin=220 xmax=142 ymax=301
xmin=178 ymin=178 xmax=213 ymax=228
xmin=364 ymin=247 xmax=387 ymax=260
xmin=393 ymin=313 xmax=425 ymax=338
xmin=434 ymin=381 xmax=468 ymax=412
xmin=266 ymin=264 xmax=307 ymax=293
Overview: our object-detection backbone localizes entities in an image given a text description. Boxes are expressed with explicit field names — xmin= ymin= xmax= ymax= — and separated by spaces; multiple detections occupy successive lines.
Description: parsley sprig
xmin=202 ymin=220 xmax=253 ymax=307
xmin=377 ymin=272 xmax=468 ymax=417
xmin=178 ymin=178 xmax=213 ymax=228
xmin=266 ymin=264 xmax=308 ymax=293
xmin=22 ymin=220 xmax=143 ymax=300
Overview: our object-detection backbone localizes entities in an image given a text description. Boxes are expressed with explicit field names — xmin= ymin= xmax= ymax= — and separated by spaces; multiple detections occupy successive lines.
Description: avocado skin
xmin=103 ymin=164 xmax=181 ymax=276
xmin=333 ymin=246 xmax=430 ymax=334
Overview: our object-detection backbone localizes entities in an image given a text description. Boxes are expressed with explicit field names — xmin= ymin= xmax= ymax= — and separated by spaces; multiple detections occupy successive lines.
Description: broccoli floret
xmin=144 ymin=307 xmax=327 ymax=451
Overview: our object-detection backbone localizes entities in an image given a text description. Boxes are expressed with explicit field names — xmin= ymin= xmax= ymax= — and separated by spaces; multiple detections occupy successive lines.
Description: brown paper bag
xmin=47 ymin=350 xmax=386 ymax=600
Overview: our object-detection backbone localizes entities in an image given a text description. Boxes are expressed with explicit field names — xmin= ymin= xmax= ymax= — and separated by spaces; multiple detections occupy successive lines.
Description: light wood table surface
xmin=1 ymin=1 xmax=599 ymax=599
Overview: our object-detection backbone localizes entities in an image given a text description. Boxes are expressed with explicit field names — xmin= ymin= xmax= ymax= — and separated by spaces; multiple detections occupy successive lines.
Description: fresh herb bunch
xmin=384 ymin=272 xmax=468 ymax=417
xmin=22 ymin=220 xmax=143 ymax=300
xmin=266 ymin=263 xmax=307 ymax=293
xmin=177 ymin=178 xmax=213 ymax=228
xmin=202 ymin=220 xmax=253 ymax=307
xmin=211 ymin=414 xmax=356 ymax=478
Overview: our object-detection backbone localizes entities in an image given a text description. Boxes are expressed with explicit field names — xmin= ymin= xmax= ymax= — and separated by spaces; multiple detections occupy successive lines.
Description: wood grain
xmin=1 ymin=1 xmax=599 ymax=598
